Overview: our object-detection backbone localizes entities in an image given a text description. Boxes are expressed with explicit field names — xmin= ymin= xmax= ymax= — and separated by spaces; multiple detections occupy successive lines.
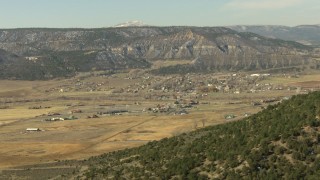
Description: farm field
xmin=0 ymin=70 xmax=319 ymax=169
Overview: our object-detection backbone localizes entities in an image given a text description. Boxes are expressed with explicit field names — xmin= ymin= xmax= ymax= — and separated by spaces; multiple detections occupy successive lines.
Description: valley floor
xmin=0 ymin=70 xmax=320 ymax=170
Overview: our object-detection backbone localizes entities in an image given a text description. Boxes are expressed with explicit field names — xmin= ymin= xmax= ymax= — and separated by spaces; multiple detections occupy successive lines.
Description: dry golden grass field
xmin=0 ymin=71 xmax=319 ymax=169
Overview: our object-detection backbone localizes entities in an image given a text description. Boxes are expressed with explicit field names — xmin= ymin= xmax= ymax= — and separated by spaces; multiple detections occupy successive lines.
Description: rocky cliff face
xmin=0 ymin=27 xmax=317 ymax=79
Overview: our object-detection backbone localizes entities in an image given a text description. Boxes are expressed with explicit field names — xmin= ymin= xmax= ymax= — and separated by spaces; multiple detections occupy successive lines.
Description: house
xmin=26 ymin=128 xmax=41 ymax=132
xmin=49 ymin=117 xmax=64 ymax=121
xmin=250 ymin=74 xmax=260 ymax=77
xmin=25 ymin=56 xmax=39 ymax=61
xmin=234 ymin=90 xmax=240 ymax=94
xmin=225 ymin=114 xmax=236 ymax=120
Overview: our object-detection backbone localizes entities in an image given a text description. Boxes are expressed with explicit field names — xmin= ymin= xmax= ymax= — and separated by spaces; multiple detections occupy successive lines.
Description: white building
xmin=26 ymin=128 xmax=41 ymax=131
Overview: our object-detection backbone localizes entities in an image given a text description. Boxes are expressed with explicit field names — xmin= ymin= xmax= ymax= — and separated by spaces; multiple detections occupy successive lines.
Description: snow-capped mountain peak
xmin=114 ymin=20 xmax=147 ymax=27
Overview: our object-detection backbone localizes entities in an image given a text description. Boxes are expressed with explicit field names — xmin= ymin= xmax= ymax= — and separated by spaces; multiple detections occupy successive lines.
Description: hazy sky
xmin=0 ymin=0 xmax=319 ymax=28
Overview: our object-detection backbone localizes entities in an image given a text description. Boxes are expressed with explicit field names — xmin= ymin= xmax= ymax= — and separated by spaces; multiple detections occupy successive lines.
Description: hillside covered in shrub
xmin=80 ymin=91 xmax=320 ymax=179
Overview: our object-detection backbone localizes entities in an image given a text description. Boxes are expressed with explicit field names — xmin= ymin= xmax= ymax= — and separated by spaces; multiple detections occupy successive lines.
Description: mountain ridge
xmin=0 ymin=26 xmax=318 ymax=80
xmin=229 ymin=25 xmax=320 ymax=46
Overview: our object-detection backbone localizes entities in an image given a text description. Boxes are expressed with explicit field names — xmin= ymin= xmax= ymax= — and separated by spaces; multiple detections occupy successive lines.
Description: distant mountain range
xmin=229 ymin=25 xmax=320 ymax=46
xmin=0 ymin=26 xmax=319 ymax=80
